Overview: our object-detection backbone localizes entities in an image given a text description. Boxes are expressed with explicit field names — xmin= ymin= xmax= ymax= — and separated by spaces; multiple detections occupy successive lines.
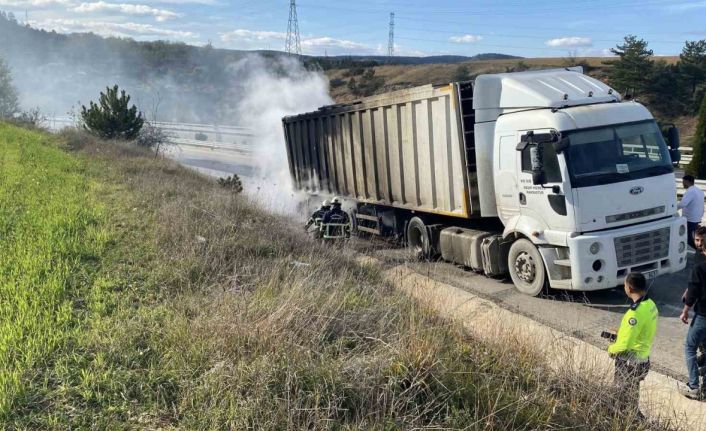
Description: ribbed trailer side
xmin=283 ymin=84 xmax=474 ymax=218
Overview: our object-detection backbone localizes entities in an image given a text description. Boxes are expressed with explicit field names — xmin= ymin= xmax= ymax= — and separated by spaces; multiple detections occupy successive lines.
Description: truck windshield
xmin=564 ymin=120 xmax=673 ymax=188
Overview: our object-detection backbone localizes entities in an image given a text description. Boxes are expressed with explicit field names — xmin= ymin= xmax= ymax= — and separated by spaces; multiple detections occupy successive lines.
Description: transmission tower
xmin=285 ymin=0 xmax=301 ymax=55
xmin=387 ymin=12 xmax=395 ymax=58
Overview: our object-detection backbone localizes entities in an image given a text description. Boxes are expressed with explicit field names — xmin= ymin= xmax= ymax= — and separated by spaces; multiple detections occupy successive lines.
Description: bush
xmin=9 ymin=108 xmax=46 ymax=130
xmin=217 ymin=174 xmax=243 ymax=193
xmin=348 ymin=69 xmax=384 ymax=97
xmin=81 ymin=85 xmax=144 ymax=139
xmin=329 ymin=78 xmax=345 ymax=88
xmin=454 ymin=64 xmax=471 ymax=82
xmin=136 ymin=122 xmax=173 ymax=155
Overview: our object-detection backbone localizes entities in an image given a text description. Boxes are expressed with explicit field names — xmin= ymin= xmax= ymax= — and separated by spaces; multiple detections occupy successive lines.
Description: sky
xmin=3 ymin=0 xmax=706 ymax=58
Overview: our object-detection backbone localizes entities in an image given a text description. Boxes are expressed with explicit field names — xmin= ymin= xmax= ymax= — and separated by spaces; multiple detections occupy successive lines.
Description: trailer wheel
xmin=407 ymin=217 xmax=431 ymax=260
xmin=508 ymin=239 xmax=546 ymax=296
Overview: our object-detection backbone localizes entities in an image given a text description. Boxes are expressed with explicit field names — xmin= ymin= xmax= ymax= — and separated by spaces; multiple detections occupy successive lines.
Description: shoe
xmin=679 ymin=383 xmax=702 ymax=400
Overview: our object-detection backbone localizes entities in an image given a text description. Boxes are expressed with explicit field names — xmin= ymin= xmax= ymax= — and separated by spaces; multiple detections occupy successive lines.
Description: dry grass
xmin=2 ymin=125 xmax=676 ymax=429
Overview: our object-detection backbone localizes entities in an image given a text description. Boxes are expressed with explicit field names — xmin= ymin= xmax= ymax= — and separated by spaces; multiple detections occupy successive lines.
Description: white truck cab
xmin=482 ymin=70 xmax=687 ymax=293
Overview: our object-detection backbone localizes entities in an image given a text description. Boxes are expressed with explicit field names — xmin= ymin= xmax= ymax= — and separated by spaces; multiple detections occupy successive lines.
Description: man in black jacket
xmin=681 ymin=226 xmax=706 ymax=398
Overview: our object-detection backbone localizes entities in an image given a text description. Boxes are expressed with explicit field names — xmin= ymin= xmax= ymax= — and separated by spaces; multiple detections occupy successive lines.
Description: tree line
xmin=606 ymin=35 xmax=706 ymax=117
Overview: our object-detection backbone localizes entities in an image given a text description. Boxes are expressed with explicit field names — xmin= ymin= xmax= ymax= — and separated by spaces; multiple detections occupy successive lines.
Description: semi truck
xmin=282 ymin=67 xmax=687 ymax=296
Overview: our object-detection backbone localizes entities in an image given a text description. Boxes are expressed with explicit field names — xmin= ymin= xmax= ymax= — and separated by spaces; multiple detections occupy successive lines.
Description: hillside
xmin=322 ymin=55 xmax=697 ymax=145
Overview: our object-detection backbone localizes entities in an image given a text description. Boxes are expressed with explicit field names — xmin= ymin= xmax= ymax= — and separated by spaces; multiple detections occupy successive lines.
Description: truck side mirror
xmin=530 ymin=144 xmax=547 ymax=185
xmin=553 ymin=137 xmax=569 ymax=153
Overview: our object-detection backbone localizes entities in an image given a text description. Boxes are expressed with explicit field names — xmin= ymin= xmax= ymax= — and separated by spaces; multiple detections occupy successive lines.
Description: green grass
xmin=0 ymin=124 xmax=667 ymax=430
xmin=0 ymin=124 xmax=107 ymax=417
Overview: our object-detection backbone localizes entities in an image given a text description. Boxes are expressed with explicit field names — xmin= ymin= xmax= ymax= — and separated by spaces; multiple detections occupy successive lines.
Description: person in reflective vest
xmin=305 ymin=200 xmax=331 ymax=230
xmin=608 ymin=272 xmax=657 ymax=415
xmin=322 ymin=197 xmax=350 ymax=239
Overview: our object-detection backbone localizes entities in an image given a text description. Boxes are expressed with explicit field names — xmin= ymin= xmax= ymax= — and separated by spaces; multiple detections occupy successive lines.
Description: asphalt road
xmin=349 ymin=237 xmax=696 ymax=382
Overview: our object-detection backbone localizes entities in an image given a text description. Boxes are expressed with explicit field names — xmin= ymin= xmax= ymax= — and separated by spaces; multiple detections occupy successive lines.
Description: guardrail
xmin=46 ymin=117 xmax=254 ymax=140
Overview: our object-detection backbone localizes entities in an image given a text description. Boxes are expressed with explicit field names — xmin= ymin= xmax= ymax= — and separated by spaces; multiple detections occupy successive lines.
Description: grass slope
xmin=0 ymin=125 xmax=106 ymax=417
xmin=0 ymin=123 xmax=665 ymax=429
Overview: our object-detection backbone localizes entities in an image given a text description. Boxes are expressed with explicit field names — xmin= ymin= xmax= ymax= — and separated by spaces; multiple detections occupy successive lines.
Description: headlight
xmin=589 ymin=242 xmax=600 ymax=255
xmin=679 ymin=224 xmax=686 ymax=236
xmin=679 ymin=242 xmax=686 ymax=253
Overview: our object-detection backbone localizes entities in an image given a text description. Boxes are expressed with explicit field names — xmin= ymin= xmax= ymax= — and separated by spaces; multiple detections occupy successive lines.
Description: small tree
xmin=81 ymin=85 xmax=144 ymax=139
xmin=455 ymin=64 xmax=471 ymax=82
xmin=0 ymin=57 xmax=19 ymax=119
xmin=680 ymin=40 xmax=706 ymax=106
xmin=688 ymin=92 xmax=706 ymax=179
xmin=605 ymin=35 xmax=654 ymax=97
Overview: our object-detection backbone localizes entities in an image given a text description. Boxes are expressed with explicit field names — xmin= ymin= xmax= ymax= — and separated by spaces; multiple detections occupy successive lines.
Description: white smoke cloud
xmin=227 ymin=55 xmax=332 ymax=214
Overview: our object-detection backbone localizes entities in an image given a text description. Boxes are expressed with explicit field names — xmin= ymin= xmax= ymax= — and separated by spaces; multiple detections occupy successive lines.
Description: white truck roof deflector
xmin=473 ymin=67 xmax=620 ymax=123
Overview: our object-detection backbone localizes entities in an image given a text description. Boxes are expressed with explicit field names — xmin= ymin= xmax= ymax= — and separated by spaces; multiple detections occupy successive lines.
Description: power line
xmin=285 ymin=0 xmax=301 ymax=55
xmin=387 ymin=12 xmax=395 ymax=58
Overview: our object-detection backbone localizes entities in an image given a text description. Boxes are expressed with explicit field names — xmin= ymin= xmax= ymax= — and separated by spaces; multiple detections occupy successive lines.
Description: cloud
xmin=219 ymin=29 xmax=370 ymax=54
xmin=301 ymin=36 xmax=368 ymax=51
xmin=576 ymin=47 xmax=614 ymax=57
xmin=28 ymin=18 xmax=197 ymax=38
xmin=545 ymin=37 xmax=593 ymax=48
xmin=449 ymin=34 xmax=482 ymax=43
xmin=73 ymin=1 xmax=180 ymax=21
xmin=219 ymin=29 xmax=286 ymax=42
xmin=0 ymin=0 xmax=72 ymax=6
xmin=135 ymin=0 xmax=220 ymax=4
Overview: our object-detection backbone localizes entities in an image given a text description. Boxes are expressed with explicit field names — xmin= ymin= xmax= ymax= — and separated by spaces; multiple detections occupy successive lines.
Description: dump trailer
xmin=282 ymin=67 xmax=687 ymax=295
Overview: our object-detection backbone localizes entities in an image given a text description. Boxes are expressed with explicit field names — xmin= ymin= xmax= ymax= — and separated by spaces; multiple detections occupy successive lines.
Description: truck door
xmin=516 ymin=131 xmax=573 ymax=232
xmin=494 ymin=134 xmax=520 ymax=223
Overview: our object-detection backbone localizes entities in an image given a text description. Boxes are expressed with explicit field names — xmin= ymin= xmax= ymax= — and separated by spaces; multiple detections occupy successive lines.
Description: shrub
xmin=136 ymin=122 xmax=173 ymax=155
xmin=217 ymin=174 xmax=243 ymax=193
xmin=329 ymin=78 xmax=345 ymax=88
xmin=81 ymin=85 xmax=144 ymax=139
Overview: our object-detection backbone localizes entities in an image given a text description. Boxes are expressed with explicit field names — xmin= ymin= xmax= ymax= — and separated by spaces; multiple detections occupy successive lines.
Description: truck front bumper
xmin=561 ymin=216 xmax=687 ymax=291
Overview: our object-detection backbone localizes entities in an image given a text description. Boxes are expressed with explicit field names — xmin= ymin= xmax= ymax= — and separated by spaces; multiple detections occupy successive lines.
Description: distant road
xmin=47 ymin=116 xmax=255 ymax=178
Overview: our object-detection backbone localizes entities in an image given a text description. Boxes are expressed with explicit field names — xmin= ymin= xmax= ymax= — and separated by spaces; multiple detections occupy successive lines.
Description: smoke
xmin=228 ymin=55 xmax=332 ymax=215
xmin=1 ymin=13 xmax=333 ymax=216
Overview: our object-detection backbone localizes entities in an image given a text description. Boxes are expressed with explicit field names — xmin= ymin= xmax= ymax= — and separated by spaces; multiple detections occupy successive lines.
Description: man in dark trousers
xmin=681 ymin=225 xmax=706 ymax=399
xmin=678 ymin=174 xmax=704 ymax=249
xmin=608 ymin=272 xmax=657 ymax=414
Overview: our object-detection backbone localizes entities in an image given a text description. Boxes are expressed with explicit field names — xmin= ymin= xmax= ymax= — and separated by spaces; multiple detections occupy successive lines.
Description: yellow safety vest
xmin=608 ymin=296 xmax=658 ymax=361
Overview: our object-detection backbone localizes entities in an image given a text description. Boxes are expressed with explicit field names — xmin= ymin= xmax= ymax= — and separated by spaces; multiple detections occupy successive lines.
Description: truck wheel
xmin=508 ymin=239 xmax=546 ymax=296
xmin=407 ymin=217 xmax=430 ymax=260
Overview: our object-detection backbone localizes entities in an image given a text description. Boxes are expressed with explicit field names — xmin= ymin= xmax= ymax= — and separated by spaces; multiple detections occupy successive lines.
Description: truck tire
xmin=407 ymin=216 xmax=431 ymax=260
xmin=508 ymin=239 xmax=546 ymax=296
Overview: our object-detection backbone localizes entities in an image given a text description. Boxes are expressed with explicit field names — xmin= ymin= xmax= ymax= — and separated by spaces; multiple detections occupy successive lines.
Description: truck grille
xmin=614 ymin=227 xmax=670 ymax=268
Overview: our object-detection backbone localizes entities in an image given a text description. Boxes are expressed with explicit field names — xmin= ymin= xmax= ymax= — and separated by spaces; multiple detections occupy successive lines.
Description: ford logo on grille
xmin=630 ymin=186 xmax=644 ymax=195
